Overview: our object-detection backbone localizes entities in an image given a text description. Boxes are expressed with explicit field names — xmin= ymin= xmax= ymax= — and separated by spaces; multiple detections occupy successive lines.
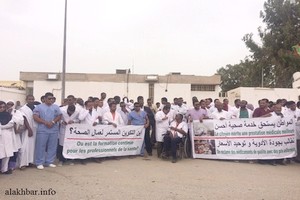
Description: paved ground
xmin=1 ymin=152 xmax=300 ymax=200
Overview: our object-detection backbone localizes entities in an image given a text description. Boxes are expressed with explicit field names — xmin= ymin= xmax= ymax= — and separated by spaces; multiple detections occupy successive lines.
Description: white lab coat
xmin=102 ymin=111 xmax=124 ymax=126
xmin=78 ymin=108 xmax=99 ymax=126
xmin=211 ymin=110 xmax=232 ymax=120
xmin=155 ymin=111 xmax=175 ymax=142
xmin=59 ymin=107 xmax=80 ymax=146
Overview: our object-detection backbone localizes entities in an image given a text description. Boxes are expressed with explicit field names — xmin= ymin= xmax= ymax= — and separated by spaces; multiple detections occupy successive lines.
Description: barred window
xmin=149 ymin=83 xmax=154 ymax=100
xmin=191 ymin=84 xmax=215 ymax=91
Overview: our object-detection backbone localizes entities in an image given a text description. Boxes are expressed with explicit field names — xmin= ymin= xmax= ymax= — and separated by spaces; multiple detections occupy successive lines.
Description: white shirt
xmin=59 ymin=107 xmax=80 ymax=145
xmin=283 ymin=108 xmax=300 ymax=120
xmin=174 ymin=104 xmax=188 ymax=116
xmin=102 ymin=111 xmax=124 ymax=126
xmin=229 ymin=106 xmax=239 ymax=117
xmin=78 ymin=108 xmax=99 ymax=126
xmin=118 ymin=109 xmax=130 ymax=125
xmin=168 ymin=120 xmax=188 ymax=138
xmin=211 ymin=110 xmax=232 ymax=120
xmin=155 ymin=110 xmax=175 ymax=142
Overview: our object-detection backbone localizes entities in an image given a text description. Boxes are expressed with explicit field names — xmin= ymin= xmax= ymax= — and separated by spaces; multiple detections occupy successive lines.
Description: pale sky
xmin=0 ymin=0 xmax=265 ymax=80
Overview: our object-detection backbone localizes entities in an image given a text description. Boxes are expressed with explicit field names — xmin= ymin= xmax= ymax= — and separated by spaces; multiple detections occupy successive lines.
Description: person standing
xmin=155 ymin=105 xmax=174 ymax=157
xmin=137 ymin=96 xmax=155 ymax=156
xmin=0 ymin=101 xmax=14 ymax=174
xmin=18 ymin=95 xmax=37 ymax=169
xmin=100 ymin=92 xmax=109 ymax=109
xmin=128 ymin=102 xmax=149 ymax=156
xmin=78 ymin=100 xmax=99 ymax=126
xmin=211 ymin=102 xmax=232 ymax=120
xmin=235 ymin=100 xmax=253 ymax=119
xmin=58 ymin=104 xmax=79 ymax=166
xmin=186 ymin=100 xmax=208 ymax=122
xmin=253 ymin=99 xmax=270 ymax=118
xmin=33 ymin=92 xmax=62 ymax=169
xmin=102 ymin=102 xmax=124 ymax=127
xmin=118 ymin=101 xmax=130 ymax=125
xmin=6 ymin=100 xmax=24 ymax=171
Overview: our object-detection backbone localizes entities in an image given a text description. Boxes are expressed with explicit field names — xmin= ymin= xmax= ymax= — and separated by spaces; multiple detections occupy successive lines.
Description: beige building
xmin=227 ymin=87 xmax=299 ymax=106
xmin=20 ymin=71 xmax=221 ymax=106
xmin=0 ymin=81 xmax=26 ymax=104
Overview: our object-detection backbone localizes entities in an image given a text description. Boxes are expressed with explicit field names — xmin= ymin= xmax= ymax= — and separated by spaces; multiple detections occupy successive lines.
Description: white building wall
xmin=33 ymin=81 xmax=149 ymax=104
xmin=227 ymin=87 xmax=299 ymax=107
xmin=0 ymin=87 xmax=26 ymax=105
xmin=32 ymin=80 xmax=221 ymax=107
xmin=191 ymin=91 xmax=219 ymax=101
xmin=154 ymin=83 xmax=192 ymax=105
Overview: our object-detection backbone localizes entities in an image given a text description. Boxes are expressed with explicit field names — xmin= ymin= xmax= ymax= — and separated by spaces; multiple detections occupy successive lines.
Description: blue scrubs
xmin=33 ymin=103 xmax=62 ymax=166
xmin=128 ymin=111 xmax=147 ymax=155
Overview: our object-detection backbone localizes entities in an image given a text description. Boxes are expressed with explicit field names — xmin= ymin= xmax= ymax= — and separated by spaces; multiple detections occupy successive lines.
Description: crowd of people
xmin=1 ymin=91 xmax=300 ymax=175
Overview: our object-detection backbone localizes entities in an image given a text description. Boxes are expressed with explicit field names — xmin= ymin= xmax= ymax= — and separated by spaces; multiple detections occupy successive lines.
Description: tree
xmin=217 ymin=59 xmax=261 ymax=92
xmin=218 ymin=0 xmax=300 ymax=92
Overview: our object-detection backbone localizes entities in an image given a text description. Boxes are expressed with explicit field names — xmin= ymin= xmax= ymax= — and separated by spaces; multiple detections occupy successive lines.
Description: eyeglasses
xmin=0 ymin=106 xmax=6 ymax=109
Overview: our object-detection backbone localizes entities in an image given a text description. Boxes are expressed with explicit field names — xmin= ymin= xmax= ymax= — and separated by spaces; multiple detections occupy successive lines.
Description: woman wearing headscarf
xmin=0 ymin=101 xmax=14 ymax=174
xmin=6 ymin=100 xmax=24 ymax=171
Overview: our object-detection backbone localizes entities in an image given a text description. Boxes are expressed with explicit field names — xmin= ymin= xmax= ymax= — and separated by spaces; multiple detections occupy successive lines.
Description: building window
xmin=219 ymin=92 xmax=228 ymax=97
xmin=149 ymin=83 xmax=154 ymax=100
xmin=191 ymin=84 xmax=215 ymax=91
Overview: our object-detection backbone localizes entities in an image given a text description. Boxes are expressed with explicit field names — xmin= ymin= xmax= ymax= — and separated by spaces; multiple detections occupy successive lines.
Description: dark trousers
xmin=8 ymin=152 xmax=18 ymax=170
xmin=150 ymin=123 xmax=156 ymax=144
xmin=163 ymin=135 xmax=182 ymax=159
xmin=56 ymin=145 xmax=66 ymax=162
xmin=157 ymin=142 xmax=163 ymax=157
xmin=145 ymin=127 xmax=152 ymax=154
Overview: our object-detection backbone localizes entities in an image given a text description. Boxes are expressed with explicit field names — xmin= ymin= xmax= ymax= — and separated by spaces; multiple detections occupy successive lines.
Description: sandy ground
xmin=1 ymin=151 xmax=300 ymax=200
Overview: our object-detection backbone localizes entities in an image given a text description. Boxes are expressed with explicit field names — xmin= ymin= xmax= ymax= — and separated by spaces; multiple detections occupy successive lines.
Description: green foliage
xmin=218 ymin=0 xmax=300 ymax=92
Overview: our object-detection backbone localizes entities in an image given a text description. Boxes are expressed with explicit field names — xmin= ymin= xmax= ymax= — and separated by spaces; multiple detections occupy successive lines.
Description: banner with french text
xmin=63 ymin=124 xmax=145 ymax=159
xmin=191 ymin=117 xmax=297 ymax=159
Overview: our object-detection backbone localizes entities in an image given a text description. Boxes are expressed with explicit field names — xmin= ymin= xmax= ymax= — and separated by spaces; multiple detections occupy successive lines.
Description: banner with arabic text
xmin=191 ymin=117 xmax=297 ymax=159
xmin=63 ymin=124 xmax=145 ymax=159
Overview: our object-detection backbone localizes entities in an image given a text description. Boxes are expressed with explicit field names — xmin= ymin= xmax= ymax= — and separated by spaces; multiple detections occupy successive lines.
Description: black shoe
xmin=93 ymin=158 xmax=102 ymax=163
xmin=270 ymin=161 xmax=277 ymax=166
xmin=80 ymin=160 xmax=87 ymax=165
xmin=2 ymin=169 xmax=13 ymax=175
xmin=148 ymin=153 xmax=153 ymax=156
xmin=171 ymin=158 xmax=177 ymax=163
xmin=161 ymin=153 xmax=169 ymax=160
xmin=278 ymin=161 xmax=287 ymax=166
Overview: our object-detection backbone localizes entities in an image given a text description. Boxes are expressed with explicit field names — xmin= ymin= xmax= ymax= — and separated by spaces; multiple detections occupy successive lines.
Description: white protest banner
xmin=191 ymin=116 xmax=297 ymax=159
xmin=63 ymin=124 xmax=145 ymax=159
